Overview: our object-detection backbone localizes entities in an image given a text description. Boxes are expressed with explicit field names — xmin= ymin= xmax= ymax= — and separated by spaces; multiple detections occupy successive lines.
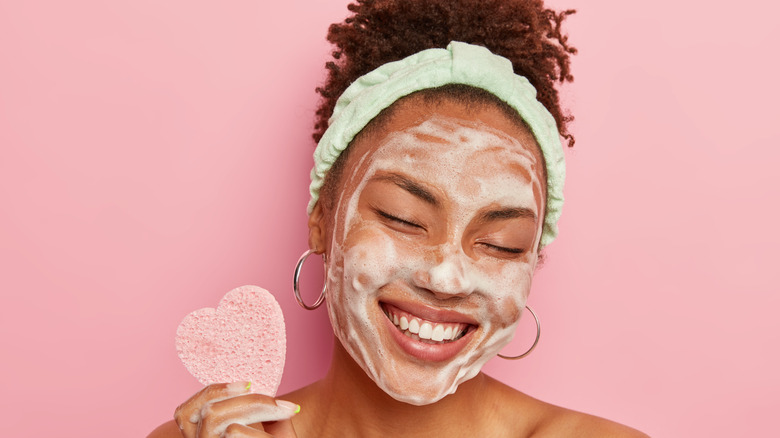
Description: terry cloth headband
xmin=309 ymin=41 xmax=565 ymax=248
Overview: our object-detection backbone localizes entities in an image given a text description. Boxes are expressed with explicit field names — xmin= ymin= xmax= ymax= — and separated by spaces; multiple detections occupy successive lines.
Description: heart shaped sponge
xmin=176 ymin=285 xmax=286 ymax=396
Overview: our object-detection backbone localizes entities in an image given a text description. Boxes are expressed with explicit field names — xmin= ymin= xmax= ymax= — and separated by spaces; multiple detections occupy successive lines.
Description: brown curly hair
xmin=313 ymin=0 xmax=577 ymax=146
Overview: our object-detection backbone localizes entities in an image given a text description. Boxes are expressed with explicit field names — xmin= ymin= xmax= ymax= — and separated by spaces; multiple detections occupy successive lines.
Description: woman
xmin=152 ymin=0 xmax=648 ymax=436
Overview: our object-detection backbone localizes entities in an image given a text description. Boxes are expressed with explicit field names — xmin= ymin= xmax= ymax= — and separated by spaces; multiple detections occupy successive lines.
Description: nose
xmin=413 ymin=245 xmax=475 ymax=299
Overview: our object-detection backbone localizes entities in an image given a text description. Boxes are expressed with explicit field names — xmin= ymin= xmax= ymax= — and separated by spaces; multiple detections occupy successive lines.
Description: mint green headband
xmin=309 ymin=41 xmax=565 ymax=248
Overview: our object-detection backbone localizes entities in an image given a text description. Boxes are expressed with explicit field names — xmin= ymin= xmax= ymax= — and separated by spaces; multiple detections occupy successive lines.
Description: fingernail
xmin=275 ymin=399 xmax=301 ymax=414
xmin=226 ymin=381 xmax=252 ymax=395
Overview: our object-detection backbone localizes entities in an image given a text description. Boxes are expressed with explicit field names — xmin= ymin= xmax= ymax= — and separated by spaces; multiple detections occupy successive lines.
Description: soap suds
xmin=324 ymin=115 xmax=545 ymax=405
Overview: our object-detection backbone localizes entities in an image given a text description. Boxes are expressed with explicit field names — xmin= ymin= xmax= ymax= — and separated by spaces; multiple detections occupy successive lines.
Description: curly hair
xmin=313 ymin=0 xmax=577 ymax=146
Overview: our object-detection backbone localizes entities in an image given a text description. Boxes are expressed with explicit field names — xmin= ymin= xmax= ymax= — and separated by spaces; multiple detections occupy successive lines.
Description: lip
xmin=379 ymin=300 xmax=478 ymax=362
xmin=381 ymin=299 xmax=479 ymax=326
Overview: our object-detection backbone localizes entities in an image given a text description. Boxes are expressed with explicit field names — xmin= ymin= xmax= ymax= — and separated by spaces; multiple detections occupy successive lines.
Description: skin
xmin=319 ymin=102 xmax=546 ymax=406
xmin=149 ymin=96 xmax=649 ymax=438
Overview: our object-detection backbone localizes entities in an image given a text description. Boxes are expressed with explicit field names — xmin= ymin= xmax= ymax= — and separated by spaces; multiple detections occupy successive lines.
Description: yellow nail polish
xmin=275 ymin=400 xmax=300 ymax=413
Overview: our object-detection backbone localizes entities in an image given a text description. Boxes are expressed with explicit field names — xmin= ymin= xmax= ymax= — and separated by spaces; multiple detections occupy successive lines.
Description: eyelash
xmin=375 ymin=209 xmax=424 ymax=230
xmin=477 ymin=242 xmax=524 ymax=257
xmin=483 ymin=244 xmax=523 ymax=254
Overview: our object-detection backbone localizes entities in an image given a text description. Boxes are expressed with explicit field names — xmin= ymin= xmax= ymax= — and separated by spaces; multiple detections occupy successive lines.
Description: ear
xmin=307 ymin=201 xmax=327 ymax=254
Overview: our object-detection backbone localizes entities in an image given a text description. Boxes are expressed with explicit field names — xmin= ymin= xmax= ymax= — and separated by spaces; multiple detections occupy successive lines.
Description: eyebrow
xmin=478 ymin=207 xmax=537 ymax=223
xmin=370 ymin=173 xmax=439 ymax=206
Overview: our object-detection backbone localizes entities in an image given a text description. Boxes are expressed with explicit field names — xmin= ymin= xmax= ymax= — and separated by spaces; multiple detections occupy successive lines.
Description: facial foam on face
xmin=325 ymin=115 xmax=545 ymax=405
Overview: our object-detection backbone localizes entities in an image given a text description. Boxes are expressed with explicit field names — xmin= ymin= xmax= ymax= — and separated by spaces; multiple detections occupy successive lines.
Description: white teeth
xmin=419 ymin=323 xmax=433 ymax=340
xmin=408 ymin=319 xmax=420 ymax=334
xmin=453 ymin=325 xmax=462 ymax=340
xmin=431 ymin=325 xmax=445 ymax=341
xmin=386 ymin=306 xmax=470 ymax=343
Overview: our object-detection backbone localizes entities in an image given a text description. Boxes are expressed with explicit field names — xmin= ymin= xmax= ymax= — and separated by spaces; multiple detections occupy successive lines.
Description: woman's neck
xmin=291 ymin=338 xmax=502 ymax=438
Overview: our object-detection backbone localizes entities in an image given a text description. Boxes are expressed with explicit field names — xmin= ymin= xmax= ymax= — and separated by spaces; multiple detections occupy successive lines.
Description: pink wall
xmin=1 ymin=1 xmax=777 ymax=436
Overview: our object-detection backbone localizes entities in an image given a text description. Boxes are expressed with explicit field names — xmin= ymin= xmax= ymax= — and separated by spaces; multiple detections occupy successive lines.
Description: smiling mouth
xmin=381 ymin=303 xmax=474 ymax=344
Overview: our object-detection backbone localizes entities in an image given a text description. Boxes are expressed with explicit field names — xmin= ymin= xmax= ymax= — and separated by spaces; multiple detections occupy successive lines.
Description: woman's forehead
xmin=374 ymin=115 xmax=539 ymax=165
xmin=347 ymin=98 xmax=545 ymax=186
xmin=340 ymin=114 xmax=544 ymax=219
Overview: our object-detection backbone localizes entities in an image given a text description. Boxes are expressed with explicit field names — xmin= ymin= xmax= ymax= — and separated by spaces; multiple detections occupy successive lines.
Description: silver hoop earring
xmin=293 ymin=249 xmax=326 ymax=310
xmin=498 ymin=305 xmax=541 ymax=360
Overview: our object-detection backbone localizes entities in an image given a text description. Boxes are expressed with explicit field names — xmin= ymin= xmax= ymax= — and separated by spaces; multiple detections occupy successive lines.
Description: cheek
xmin=475 ymin=261 xmax=534 ymax=328
xmin=341 ymin=225 xmax=404 ymax=294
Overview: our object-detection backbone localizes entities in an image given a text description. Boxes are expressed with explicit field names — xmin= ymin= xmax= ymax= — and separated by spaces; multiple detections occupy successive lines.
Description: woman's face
xmin=314 ymin=96 xmax=546 ymax=405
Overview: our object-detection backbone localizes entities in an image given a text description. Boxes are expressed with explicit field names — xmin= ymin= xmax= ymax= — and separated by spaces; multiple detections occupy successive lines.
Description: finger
xmin=262 ymin=418 xmax=298 ymax=438
xmin=222 ymin=423 xmax=272 ymax=438
xmin=174 ymin=382 xmax=251 ymax=436
xmin=199 ymin=395 xmax=299 ymax=437
xmin=175 ymin=412 xmax=197 ymax=438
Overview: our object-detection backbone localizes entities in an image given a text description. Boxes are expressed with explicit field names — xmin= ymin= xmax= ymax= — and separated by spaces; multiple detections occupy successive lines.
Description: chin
xmin=377 ymin=363 xmax=484 ymax=406
xmin=327 ymin=292 xmax=519 ymax=406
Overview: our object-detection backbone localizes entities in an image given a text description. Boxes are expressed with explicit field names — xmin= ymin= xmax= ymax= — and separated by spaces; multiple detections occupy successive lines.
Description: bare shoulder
xmin=485 ymin=375 xmax=648 ymax=438
xmin=533 ymin=408 xmax=650 ymax=438
xmin=147 ymin=420 xmax=182 ymax=438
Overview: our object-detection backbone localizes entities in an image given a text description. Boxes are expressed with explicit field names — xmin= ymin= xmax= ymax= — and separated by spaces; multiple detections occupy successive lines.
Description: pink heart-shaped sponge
xmin=176 ymin=285 xmax=286 ymax=396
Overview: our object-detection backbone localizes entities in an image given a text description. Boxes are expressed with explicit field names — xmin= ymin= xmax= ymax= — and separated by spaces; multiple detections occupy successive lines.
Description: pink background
xmin=1 ymin=1 xmax=778 ymax=436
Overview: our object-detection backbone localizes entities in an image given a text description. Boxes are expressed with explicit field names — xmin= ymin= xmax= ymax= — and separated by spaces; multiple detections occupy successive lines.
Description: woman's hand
xmin=172 ymin=382 xmax=299 ymax=438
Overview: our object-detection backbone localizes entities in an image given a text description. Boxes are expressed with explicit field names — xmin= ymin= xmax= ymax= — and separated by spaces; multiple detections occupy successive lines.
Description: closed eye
xmin=477 ymin=242 xmax=524 ymax=257
xmin=374 ymin=208 xmax=425 ymax=230
xmin=486 ymin=244 xmax=522 ymax=254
